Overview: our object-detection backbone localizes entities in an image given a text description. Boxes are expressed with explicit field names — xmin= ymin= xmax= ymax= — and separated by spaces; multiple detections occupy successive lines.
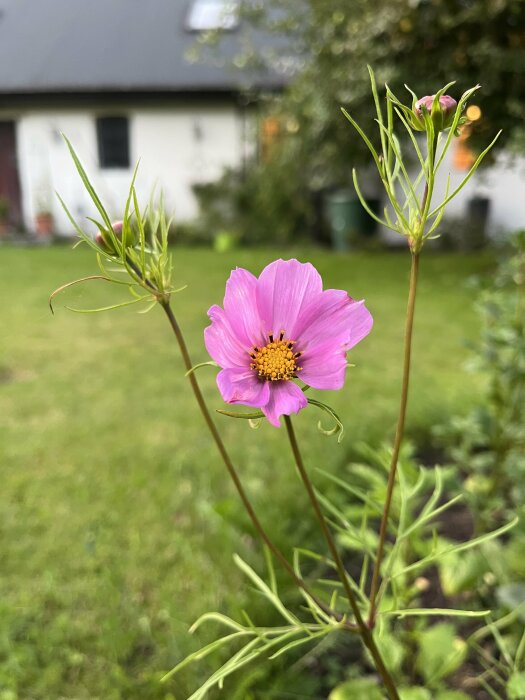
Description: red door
xmin=0 ymin=121 xmax=22 ymax=227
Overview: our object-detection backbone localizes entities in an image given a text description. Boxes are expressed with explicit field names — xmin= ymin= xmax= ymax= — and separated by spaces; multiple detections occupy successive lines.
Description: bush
xmin=436 ymin=230 xmax=525 ymax=525
xmin=192 ymin=153 xmax=316 ymax=247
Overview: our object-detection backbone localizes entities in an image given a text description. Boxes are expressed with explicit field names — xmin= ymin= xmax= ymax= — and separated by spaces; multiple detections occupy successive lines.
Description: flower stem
xmin=368 ymin=252 xmax=420 ymax=625
xmin=284 ymin=415 xmax=400 ymax=700
xmin=158 ymin=300 xmax=350 ymax=627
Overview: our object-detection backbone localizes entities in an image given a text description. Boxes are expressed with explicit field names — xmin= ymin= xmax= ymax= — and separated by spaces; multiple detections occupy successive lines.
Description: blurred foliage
xmin=213 ymin=441 xmax=513 ymax=698
xmin=230 ymin=0 xmax=525 ymax=183
xmin=430 ymin=231 xmax=525 ymax=699
xmin=435 ymin=230 xmax=525 ymax=527
xmin=191 ymin=153 xmax=315 ymax=245
xmin=193 ymin=0 xmax=523 ymax=243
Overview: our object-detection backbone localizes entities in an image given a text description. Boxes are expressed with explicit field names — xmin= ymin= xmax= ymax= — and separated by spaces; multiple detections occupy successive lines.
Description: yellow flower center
xmin=250 ymin=332 xmax=302 ymax=381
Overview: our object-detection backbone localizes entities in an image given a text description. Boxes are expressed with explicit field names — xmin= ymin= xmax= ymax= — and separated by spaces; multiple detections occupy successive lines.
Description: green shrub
xmin=192 ymin=154 xmax=316 ymax=247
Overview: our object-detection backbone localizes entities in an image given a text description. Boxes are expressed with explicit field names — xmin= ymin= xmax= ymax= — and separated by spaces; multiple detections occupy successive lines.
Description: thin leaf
xmin=391 ymin=517 xmax=519 ymax=579
xmin=189 ymin=611 xmax=246 ymax=635
xmin=367 ymin=65 xmax=387 ymax=164
xmin=62 ymin=135 xmax=114 ymax=232
xmin=316 ymin=468 xmax=388 ymax=519
xmin=429 ymin=130 xmax=502 ymax=218
xmin=160 ymin=630 xmax=248 ymax=681
xmin=132 ymin=186 xmax=147 ymax=275
xmin=426 ymin=174 xmax=451 ymax=235
xmin=375 ymin=120 xmax=420 ymax=212
xmin=55 ymin=191 xmax=97 ymax=248
xmin=185 ymin=361 xmax=219 ymax=376
xmin=187 ymin=637 xmax=262 ymax=700
xmin=269 ymin=628 xmax=328 ymax=659
xmin=217 ymin=408 xmax=265 ymax=420
xmin=478 ymin=677 xmax=504 ymax=700
xmin=514 ymin=627 xmax=525 ymax=671
xmin=434 ymin=84 xmax=481 ymax=173
xmin=400 ymin=494 xmax=463 ymax=541
xmin=65 ymin=295 xmax=150 ymax=314
xmin=384 ymin=608 xmax=490 ymax=619
xmin=233 ymin=554 xmax=301 ymax=626
xmin=488 ymin=618 xmax=514 ymax=668
xmin=316 ymin=491 xmax=377 ymax=560
xmin=352 ymin=170 xmax=392 ymax=229
xmin=264 ymin=545 xmax=278 ymax=596
xmin=391 ymin=102 xmax=427 ymax=171
xmin=341 ymin=107 xmax=382 ymax=171
xmin=49 ymin=275 xmax=115 ymax=313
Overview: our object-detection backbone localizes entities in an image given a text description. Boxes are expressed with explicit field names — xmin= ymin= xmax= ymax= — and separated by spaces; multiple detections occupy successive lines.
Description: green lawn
xmin=0 ymin=245 xmax=492 ymax=699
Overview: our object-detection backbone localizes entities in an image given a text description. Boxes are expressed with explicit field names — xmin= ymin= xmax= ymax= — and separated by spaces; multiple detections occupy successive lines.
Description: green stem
xmin=368 ymin=252 xmax=420 ymax=625
xmin=159 ymin=300 xmax=350 ymax=628
xmin=284 ymin=415 xmax=400 ymax=700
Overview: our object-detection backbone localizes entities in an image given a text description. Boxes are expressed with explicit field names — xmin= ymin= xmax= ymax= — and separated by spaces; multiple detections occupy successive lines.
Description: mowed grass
xmin=0 ymin=245 xmax=492 ymax=699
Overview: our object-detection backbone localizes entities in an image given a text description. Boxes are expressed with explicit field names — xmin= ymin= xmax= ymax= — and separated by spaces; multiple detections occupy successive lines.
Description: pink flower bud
xmin=95 ymin=220 xmax=124 ymax=252
xmin=414 ymin=94 xmax=458 ymax=132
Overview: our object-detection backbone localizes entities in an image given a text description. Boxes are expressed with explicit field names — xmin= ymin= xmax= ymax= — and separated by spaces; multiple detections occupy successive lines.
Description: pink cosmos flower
xmin=204 ymin=259 xmax=373 ymax=427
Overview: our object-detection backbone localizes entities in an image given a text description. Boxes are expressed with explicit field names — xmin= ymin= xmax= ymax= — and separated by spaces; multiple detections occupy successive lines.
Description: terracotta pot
xmin=0 ymin=218 xmax=8 ymax=237
xmin=35 ymin=213 xmax=54 ymax=237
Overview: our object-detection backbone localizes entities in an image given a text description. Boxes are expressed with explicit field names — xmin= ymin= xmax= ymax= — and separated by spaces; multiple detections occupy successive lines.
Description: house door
xmin=0 ymin=121 xmax=22 ymax=226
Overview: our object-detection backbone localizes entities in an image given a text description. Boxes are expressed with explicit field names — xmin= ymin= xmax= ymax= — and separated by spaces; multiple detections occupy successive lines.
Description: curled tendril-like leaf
xmin=248 ymin=418 xmax=263 ymax=430
xmin=307 ymin=398 xmax=345 ymax=443
xmin=64 ymin=296 xmax=152 ymax=314
xmin=184 ymin=361 xmax=219 ymax=377
xmin=48 ymin=275 xmax=128 ymax=314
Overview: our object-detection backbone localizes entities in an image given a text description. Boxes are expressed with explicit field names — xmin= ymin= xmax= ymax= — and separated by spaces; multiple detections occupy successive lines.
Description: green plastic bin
xmin=325 ymin=190 xmax=379 ymax=251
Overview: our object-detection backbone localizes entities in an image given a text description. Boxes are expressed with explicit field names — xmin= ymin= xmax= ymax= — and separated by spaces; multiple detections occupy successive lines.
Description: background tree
xmin=242 ymin=0 xmax=524 ymax=177
xmin=193 ymin=0 xmax=524 ymax=240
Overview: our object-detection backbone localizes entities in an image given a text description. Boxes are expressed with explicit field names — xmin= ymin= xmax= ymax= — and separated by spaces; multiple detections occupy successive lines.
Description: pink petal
xmin=256 ymin=259 xmax=323 ymax=339
xmin=204 ymin=305 xmax=250 ymax=369
xmin=295 ymin=290 xmax=373 ymax=352
xmin=261 ymin=381 xmax=308 ymax=427
xmin=223 ymin=268 xmax=266 ymax=348
xmin=217 ymin=368 xmax=270 ymax=407
xmin=299 ymin=342 xmax=348 ymax=390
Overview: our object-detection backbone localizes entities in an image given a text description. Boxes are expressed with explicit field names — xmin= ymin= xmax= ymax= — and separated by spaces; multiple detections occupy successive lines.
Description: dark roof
xmin=0 ymin=0 xmax=288 ymax=95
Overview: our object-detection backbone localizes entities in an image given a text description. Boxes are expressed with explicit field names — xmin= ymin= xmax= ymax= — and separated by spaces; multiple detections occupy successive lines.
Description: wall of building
xmin=14 ymin=103 xmax=247 ymax=236
xmin=379 ymin=140 xmax=525 ymax=245
xmin=11 ymin=106 xmax=525 ymax=241
xmin=433 ymin=145 xmax=525 ymax=234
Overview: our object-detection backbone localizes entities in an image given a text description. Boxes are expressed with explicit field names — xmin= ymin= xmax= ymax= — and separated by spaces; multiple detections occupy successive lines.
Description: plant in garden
xmin=51 ymin=69 xmax=511 ymax=698
xmin=425 ymin=231 xmax=525 ymax=700
xmin=436 ymin=231 xmax=525 ymax=528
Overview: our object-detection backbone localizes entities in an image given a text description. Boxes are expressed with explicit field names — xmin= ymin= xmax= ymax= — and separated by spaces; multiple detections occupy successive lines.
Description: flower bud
xmin=414 ymin=94 xmax=458 ymax=133
xmin=95 ymin=220 xmax=124 ymax=253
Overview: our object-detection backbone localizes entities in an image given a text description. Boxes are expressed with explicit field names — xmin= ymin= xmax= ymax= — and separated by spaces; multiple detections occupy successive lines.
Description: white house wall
xmin=15 ymin=104 xmax=245 ymax=236
xmin=432 ymin=147 xmax=525 ymax=234
xmin=380 ymin=142 xmax=525 ymax=245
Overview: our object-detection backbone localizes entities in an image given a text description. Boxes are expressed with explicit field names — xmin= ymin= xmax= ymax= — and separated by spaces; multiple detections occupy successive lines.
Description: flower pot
xmin=35 ymin=213 xmax=54 ymax=237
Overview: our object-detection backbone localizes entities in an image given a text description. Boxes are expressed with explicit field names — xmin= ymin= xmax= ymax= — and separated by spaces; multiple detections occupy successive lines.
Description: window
xmin=96 ymin=116 xmax=130 ymax=169
xmin=186 ymin=0 xmax=240 ymax=31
